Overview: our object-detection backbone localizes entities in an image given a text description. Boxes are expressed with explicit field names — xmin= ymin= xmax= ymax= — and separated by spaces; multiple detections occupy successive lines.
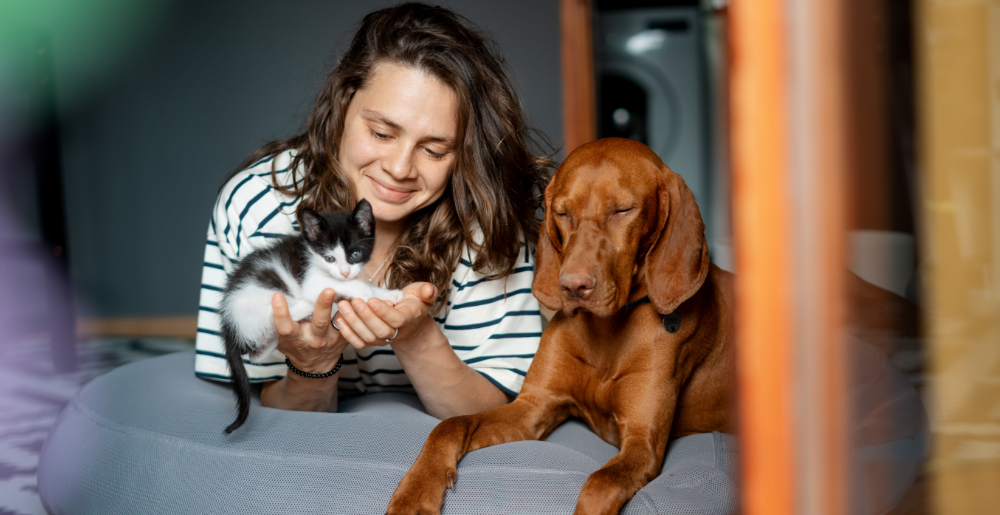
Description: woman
xmin=195 ymin=3 xmax=552 ymax=419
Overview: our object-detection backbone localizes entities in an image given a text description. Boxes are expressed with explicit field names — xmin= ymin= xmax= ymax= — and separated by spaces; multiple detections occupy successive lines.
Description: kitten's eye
xmin=324 ymin=255 xmax=335 ymax=263
xmin=349 ymin=250 xmax=362 ymax=261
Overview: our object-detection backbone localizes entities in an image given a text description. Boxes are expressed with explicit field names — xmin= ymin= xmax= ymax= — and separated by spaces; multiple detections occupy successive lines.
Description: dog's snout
xmin=559 ymin=272 xmax=596 ymax=300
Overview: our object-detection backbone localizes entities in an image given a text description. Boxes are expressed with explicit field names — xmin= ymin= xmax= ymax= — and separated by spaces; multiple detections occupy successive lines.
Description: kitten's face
xmin=300 ymin=201 xmax=375 ymax=280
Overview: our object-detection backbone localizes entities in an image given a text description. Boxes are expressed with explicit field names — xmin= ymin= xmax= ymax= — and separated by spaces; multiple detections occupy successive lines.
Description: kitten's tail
xmin=223 ymin=333 xmax=253 ymax=434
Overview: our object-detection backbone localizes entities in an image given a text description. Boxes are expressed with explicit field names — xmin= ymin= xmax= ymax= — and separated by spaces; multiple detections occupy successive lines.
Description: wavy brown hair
xmin=230 ymin=3 xmax=553 ymax=311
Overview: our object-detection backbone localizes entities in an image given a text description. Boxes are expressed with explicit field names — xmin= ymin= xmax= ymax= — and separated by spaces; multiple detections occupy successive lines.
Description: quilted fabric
xmin=38 ymin=344 xmax=925 ymax=514
xmin=38 ymin=352 xmax=739 ymax=514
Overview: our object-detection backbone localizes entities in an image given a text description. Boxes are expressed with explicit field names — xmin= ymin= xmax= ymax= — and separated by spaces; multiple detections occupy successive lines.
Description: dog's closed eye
xmin=553 ymin=210 xmax=575 ymax=231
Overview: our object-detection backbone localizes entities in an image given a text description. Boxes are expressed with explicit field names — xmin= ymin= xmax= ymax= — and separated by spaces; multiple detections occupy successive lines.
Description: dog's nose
xmin=559 ymin=272 xmax=596 ymax=300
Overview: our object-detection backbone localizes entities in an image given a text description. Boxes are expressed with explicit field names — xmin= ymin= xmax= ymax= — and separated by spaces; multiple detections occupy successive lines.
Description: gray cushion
xmin=38 ymin=345 xmax=925 ymax=514
xmin=38 ymin=351 xmax=739 ymax=514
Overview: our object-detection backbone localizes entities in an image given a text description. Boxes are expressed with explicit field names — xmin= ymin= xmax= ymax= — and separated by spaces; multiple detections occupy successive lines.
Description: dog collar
xmin=623 ymin=296 xmax=681 ymax=333
xmin=624 ymin=296 xmax=650 ymax=310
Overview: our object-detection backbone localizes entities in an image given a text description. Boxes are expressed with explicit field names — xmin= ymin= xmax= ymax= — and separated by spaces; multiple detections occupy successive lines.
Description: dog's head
xmin=532 ymin=138 xmax=709 ymax=317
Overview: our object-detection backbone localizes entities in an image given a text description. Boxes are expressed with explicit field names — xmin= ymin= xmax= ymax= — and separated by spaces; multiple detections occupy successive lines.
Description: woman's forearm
xmin=260 ymin=372 xmax=339 ymax=413
xmin=392 ymin=316 xmax=510 ymax=419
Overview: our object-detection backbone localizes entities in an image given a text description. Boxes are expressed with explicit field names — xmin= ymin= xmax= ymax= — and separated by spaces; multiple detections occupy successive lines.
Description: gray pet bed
xmin=38 ymin=341 xmax=925 ymax=514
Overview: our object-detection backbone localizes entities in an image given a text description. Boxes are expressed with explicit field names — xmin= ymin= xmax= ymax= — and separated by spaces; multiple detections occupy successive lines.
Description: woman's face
xmin=339 ymin=62 xmax=458 ymax=234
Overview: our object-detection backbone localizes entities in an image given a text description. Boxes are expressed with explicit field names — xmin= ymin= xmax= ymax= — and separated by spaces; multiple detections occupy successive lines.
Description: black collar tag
xmin=663 ymin=312 xmax=681 ymax=333
xmin=624 ymin=296 xmax=680 ymax=333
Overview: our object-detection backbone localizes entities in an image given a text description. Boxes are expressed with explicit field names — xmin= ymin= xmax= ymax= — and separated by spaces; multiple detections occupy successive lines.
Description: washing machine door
xmin=596 ymin=7 xmax=707 ymax=211
xmin=598 ymin=63 xmax=683 ymax=165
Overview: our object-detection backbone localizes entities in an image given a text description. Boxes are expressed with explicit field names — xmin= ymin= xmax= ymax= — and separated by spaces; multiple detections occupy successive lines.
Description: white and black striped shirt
xmin=195 ymin=150 xmax=542 ymax=396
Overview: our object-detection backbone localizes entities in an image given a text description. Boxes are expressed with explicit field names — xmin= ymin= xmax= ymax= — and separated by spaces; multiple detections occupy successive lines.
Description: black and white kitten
xmin=220 ymin=199 xmax=403 ymax=433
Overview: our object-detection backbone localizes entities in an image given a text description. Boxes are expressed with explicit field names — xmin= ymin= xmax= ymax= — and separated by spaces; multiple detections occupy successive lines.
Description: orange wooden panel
xmin=560 ymin=0 xmax=596 ymax=154
xmin=729 ymin=0 xmax=796 ymax=514
xmin=810 ymin=2 xmax=849 ymax=512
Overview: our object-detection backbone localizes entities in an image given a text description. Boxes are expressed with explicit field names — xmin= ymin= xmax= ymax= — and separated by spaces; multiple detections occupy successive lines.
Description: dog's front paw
xmin=385 ymin=464 xmax=456 ymax=515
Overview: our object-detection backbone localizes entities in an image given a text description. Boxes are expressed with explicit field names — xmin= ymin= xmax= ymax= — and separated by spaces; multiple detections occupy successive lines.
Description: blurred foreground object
xmin=916 ymin=0 xmax=1000 ymax=512
xmin=0 ymin=30 xmax=77 ymax=372
xmin=731 ymin=0 xmax=932 ymax=513
xmin=31 ymin=32 xmax=76 ymax=373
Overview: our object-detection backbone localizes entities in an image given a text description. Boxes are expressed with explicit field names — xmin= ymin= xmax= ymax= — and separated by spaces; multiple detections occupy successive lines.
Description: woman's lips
xmin=367 ymin=176 xmax=415 ymax=202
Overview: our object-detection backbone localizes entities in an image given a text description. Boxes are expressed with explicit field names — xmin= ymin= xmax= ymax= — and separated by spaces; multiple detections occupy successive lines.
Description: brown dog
xmin=386 ymin=138 xmax=737 ymax=515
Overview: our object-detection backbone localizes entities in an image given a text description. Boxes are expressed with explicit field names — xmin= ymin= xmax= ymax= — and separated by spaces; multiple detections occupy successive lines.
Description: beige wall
xmin=917 ymin=0 xmax=1000 ymax=512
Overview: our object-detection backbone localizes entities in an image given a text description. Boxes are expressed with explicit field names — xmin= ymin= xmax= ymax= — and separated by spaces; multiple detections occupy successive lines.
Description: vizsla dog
xmin=387 ymin=138 xmax=737 ymax=515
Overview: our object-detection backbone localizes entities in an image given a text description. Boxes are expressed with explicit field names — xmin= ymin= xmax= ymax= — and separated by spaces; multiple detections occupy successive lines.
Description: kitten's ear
xmin=353 ymin=199 xmax=375 ymax=236
xmin=299 ymin=207 xmax=325 ymax=241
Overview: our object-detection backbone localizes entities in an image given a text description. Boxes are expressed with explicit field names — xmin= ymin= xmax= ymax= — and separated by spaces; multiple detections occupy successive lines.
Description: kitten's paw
xmin=288 ymin=301 xmax=314 ymax=322
xmin=387 ymin=290 xmax=405 ymax=305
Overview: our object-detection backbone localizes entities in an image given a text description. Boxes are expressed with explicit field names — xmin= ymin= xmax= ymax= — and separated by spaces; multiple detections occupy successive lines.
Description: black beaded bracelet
xmin=284 ymin=354 xmax=343 ymax=379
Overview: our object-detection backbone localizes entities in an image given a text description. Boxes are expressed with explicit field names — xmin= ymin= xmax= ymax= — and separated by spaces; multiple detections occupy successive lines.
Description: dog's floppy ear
xmin=532 ymin=179 xmax=564 ymax=312
xmin=642 ymin=165 xmax=710 ymax=314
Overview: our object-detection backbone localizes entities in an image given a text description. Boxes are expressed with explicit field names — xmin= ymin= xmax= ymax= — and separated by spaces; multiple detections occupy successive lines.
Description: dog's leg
xmin=574 ymin=381 xmax=676 ymax=515
xmin=386 ymin=395 xmax=567 ymax=515
xmin=573 ymin=433 xmax=669 ymax=515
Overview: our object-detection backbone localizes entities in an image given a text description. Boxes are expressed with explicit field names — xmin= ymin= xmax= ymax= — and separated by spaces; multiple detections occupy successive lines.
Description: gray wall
xmin=53 ymin=0 xmax=562 ymax=317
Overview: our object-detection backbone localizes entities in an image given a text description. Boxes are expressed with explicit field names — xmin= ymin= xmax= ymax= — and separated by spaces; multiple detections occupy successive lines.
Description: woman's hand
xmin=272 ymin=288 xmax=349 ymax=374
xmin=261 ymin=289 xmax=347 ymax=413
xmin=333 ymin=282 xmax=438 ymax=350
xmin=333 ymin=281 xmax=510 ymax=418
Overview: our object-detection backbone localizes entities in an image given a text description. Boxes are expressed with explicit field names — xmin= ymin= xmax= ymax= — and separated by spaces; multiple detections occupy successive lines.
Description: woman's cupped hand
xmin=333 ymin=282 xmax=439 ymax=351
xmin=271 ymin=282 xmax=438 ymax=373
xmin=271 ymin=289 xmax=348 ymax=374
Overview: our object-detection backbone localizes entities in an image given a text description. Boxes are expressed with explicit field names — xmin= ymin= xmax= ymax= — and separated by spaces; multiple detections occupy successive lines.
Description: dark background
xmin=1 ymin=0 xmax=562 ymax=318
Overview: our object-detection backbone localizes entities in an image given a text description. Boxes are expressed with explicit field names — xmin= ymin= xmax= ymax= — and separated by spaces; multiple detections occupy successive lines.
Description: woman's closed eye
xmin=423 ymin=146 xmax=448 ymax=159
xmin=369 ymin=127 xmax=448 ymax=159
xmin=369 ymin=128 xmax=390 ymax=141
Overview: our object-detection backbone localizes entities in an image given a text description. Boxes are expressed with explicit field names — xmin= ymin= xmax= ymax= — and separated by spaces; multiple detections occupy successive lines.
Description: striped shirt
xmin=195 ymin=150 xmax=542 ymax=396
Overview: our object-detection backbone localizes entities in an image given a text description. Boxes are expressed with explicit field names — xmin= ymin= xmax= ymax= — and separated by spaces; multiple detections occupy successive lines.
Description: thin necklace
xmin=361 ymin=249 xmax=393 ymax=285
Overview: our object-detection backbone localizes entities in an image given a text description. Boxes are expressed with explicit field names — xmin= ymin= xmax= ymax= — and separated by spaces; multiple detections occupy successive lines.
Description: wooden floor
xmin=76 ymin=315 xmax=198 ymax=339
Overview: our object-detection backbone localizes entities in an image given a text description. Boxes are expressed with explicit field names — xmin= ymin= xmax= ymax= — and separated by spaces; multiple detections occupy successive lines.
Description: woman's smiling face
xmin=338 ymin=62 xmax=458 ymax=234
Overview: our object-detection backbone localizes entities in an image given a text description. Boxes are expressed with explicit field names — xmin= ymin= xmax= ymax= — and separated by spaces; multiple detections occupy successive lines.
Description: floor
xmin=0 ymin=336 xmax=194 ymax=515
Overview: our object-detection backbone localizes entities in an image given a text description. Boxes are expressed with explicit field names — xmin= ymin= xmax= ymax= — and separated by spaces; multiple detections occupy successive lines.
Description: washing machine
xmin=596 ymin=4 xmax=709 ymax=220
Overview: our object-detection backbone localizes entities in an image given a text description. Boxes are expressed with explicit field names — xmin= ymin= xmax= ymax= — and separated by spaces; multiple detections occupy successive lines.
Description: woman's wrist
xmin=285 ymin=352 xmax=344 ymax=375
xmin=261 ymin=369 xmax=339 ymax=412
xmin=283 ymin=336 xmax=350 ymax=374
xmin=285 ymin=354 xmax=343 ymax=378
xmin=389 ymin=314 xmax=447 ymax=358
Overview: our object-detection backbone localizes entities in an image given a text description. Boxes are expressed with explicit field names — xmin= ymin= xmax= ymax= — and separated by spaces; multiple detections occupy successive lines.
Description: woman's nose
xmin=384 ymin=143 xmax=415 ymax=180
